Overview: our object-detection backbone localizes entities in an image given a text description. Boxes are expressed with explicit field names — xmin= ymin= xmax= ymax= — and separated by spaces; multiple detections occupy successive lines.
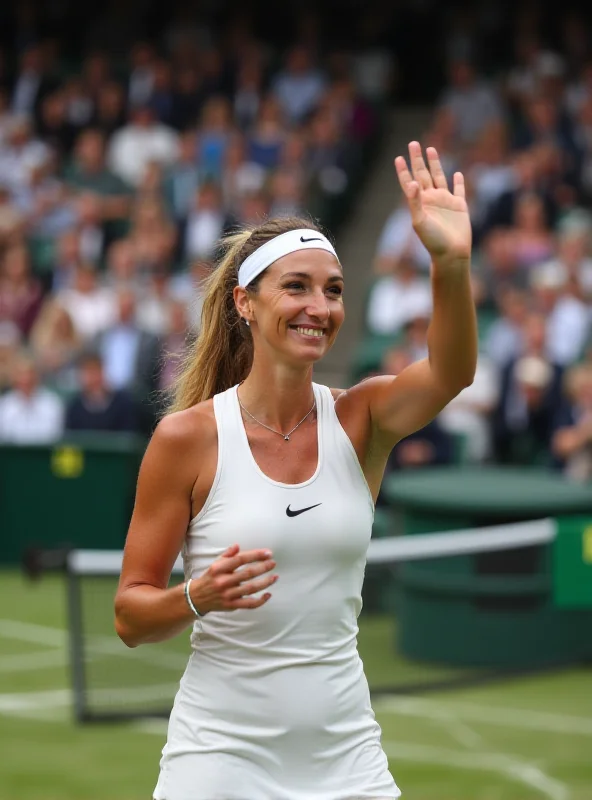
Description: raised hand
xmin=395 ymin=141 xmax=471 ymax=263
xmin=189 ymin=544 xmax=278 ymax=613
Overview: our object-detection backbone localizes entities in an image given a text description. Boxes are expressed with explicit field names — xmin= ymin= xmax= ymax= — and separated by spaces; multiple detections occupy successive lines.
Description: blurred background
xmin=1 ymin=1 xmax=592 ymax=799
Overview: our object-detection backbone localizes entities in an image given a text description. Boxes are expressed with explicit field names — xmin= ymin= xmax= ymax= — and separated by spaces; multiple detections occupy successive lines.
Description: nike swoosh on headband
xmin=300 ymin=236 xmax=323 ymax=242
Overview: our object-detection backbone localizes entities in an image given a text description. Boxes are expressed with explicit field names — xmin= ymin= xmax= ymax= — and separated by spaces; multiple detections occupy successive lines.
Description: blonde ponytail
xmin=168 ymin=215 xmax=323 ymax=413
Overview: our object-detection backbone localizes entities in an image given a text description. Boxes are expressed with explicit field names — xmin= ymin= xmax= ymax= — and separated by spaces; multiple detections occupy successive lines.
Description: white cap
xmin=515 ymin=356 xmax=553 ymax=388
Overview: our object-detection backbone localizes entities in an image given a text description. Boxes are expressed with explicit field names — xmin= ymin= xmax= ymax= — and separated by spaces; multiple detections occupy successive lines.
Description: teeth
xmin=295 ymin=327 xmax=324 ymax=337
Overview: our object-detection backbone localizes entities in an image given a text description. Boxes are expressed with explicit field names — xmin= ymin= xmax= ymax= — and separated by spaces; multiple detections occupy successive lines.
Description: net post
xmin=66 ymin=552 xmax=88 ymax=723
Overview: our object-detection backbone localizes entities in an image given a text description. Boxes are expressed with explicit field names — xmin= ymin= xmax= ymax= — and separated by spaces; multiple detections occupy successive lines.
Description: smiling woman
xmin=114 ymin=143 xmax=477 ymax=800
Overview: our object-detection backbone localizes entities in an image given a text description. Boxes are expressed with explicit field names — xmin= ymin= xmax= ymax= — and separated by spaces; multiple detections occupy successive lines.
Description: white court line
xmin=0 ymin=649 xmax=67 ymax=672
xmin=382 ymin=741 xmax=568 ymax=800
xmin=0 ymin=688 xmax=70 ymax=712
xmin=0 ymin=619 xmax=66 ymax=647
xmin=0 ymin=683 xmax=178 ymax=714
xmin=0 ymin=618 xmax=189 ymax=672
xmin=373 ymin=695 xmax=592 ymax=736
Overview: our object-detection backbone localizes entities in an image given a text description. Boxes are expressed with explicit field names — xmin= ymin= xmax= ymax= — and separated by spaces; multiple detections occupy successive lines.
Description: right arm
xmin=114 ymin=411 xmax=277 ymax=648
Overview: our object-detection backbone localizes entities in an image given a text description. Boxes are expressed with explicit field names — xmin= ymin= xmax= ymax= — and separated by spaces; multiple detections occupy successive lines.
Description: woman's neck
xmin=238 ymin=358 xmax=315 ymax=430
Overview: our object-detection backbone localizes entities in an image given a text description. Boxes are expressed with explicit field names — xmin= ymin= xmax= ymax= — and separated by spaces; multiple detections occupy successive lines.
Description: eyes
xmin=283 ymin=281 xmax=343 ymax=297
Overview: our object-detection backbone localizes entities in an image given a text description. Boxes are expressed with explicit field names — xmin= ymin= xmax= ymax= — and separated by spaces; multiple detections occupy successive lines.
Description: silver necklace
xmin=238 ymin=395 xmax=316 ymax=441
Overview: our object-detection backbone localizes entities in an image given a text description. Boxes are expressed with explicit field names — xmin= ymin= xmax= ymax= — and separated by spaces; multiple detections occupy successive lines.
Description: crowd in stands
xmin=4 ymin=3 xmax=592 ymax=485
xmin=365 ymin=9 xmax=592 ymax=484
xmin=0 ymin=7 xmax=391 ymax=444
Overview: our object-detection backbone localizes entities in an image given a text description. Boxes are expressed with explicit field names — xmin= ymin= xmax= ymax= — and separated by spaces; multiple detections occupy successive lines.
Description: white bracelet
xmin=184 ymin=578 xmax=204 ymax=618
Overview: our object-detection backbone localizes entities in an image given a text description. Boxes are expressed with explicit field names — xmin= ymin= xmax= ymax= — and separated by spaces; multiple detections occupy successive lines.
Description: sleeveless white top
xmin=153 ymin=383 xmax=400 ymax=800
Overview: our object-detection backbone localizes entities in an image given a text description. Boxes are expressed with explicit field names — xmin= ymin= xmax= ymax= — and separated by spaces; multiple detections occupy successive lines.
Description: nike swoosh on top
xmin=286 ymin=503 xmax=322 ymax=517
xmin=300 ymin=236 xmax=323 ymax=243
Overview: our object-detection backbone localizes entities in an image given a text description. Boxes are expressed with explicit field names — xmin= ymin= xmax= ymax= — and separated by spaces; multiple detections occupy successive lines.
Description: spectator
xmin=378 ymin=347 xmax=454 ymax=488
xmin=136 ymin=267 xmax=174 ymax=336
xmin=539 ymin=210 xmax=592 ymax=300
xmin=221 ymin=134 xmax=266 ymax=214
xmin=11 ymin=44 xmax=57 ymax=120
xmin=36 ymin=90 xmax=77 ymax=161
xmin=170 ymin=67 xmax=203 ymax=131
xmin=233 ymin=57 xmax=263 ymax=130
xmin=103 ymin=238 xmax=142 ymax=294
xmin=158 ymin=299 xmax=192 ymax=392
xmin=0 ymin=245 xmax=44 ymax=338
xmin=127 ymin=196 xmax=177 ymax=272
xmin=272 ymin=46 xmax=326 ymax=124
xmin=485 ymin=286 xmax=530 ymax=368
xmin=184 ymin=182 xmax=228 ymax=261
xmin=438 ymin=355 xmax=500 ymax=462
xmin=0 ymin=354 xmax=64 ymax=443
xmin=551 ymin=363 xmax=592 ymax=480
xmin=247 ymin=97 xmax=285 ymax=170
xmin=52 ymin=229 xmax=84 ymax=291
xmin=0 ymin=183 xmax=24 ymax=247
xmin=98 ymin=289 xmax=161 ymax=399
xmin=92 ymin=81 xmax=126 ymax=138
xmin=374 ymin=200 xmax=431 ymax=275
xmin=197 ymin=96 xmax=234 ymax=180
xmin=529 ymin=261 xmax=590 ymax=366
xmin=0 ymin=115 xmax=49 ymax=193
xmin=365 ymin=254 xmax=432 ymax=336
xmin=128 ymin=42 xmax=157 ymax=109
xmin=493 ymin=354 xmax=561 ymax=465
xmin=30 ymin=301 xmax=83 ymax=396
xmin=65 ymin=129 xmax=131 ymax=220
xmin=108 ymin=104 xmax=179 ymax=187
xmin=169 ymin=258 xmax=211 ymax=331
xmin=56 ymin=263 xmax=117 ymax=341
xmin=438 ymin=59 xmax=502 ymax=145
xmin=163 ymin=130 xmax=202 ymax=222
xmin=65 ymin=351 xmax=139 ymax=433
xmin=268 ymin=168 xmax=305 ymax=219
xmin=149 ymin=59 xmax=175 ymax=126
xmin=0 ymin=320 xmax=21 ymax=394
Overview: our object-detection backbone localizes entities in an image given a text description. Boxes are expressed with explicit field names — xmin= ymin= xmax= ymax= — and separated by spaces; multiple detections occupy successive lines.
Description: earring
xmin=243 ymin=318 xmax=250 ymax=327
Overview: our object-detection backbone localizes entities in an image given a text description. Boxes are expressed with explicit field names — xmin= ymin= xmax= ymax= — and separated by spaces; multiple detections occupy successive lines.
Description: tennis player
xmin=115 ymin=142 xmax=476 ymax=799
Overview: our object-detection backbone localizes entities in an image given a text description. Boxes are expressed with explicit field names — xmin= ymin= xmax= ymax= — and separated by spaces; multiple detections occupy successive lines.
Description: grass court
xmin=0 ymin=570 xmax=590 ymax=800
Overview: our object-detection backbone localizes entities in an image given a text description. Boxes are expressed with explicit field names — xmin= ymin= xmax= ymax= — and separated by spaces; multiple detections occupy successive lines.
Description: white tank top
xmin=154 ymin=383 xmax=399 ymax=800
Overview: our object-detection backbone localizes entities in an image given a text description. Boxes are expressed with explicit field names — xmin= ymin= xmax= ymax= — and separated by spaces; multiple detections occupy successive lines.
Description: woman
xmin=115 ymin=142 xmax=476 ymax=800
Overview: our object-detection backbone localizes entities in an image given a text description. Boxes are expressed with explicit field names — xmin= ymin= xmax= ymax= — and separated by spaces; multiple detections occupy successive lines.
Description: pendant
xmin=284 ymin=435 xmax=290 ymax=441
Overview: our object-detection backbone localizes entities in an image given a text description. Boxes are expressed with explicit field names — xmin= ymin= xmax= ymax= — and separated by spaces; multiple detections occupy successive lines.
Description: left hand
xmin=395 ymin=141 xmax=471 ymax=263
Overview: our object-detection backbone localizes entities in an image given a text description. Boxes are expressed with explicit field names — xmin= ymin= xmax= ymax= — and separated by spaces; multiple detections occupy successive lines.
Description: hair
xmin=168 ymin=215 xmax=324 ymax=413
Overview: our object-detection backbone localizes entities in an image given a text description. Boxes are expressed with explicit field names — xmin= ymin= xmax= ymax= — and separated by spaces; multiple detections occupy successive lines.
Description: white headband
xmin=238 ymin=228 xmax=339 ymax=287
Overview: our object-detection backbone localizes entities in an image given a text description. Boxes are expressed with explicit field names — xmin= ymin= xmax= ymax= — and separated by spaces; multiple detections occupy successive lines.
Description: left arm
xmin=350 ymin=142 xmax=477 ymax=444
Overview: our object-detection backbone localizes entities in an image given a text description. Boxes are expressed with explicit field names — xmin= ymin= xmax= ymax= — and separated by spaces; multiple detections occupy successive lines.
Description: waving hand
xmin=395 ymin=142 xmax=471 ymax=263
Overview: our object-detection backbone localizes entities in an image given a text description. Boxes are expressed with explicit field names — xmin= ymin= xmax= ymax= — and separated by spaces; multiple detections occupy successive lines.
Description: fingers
xmin=232 ymin=593 xmax=273 ymax=610
xmin=217 ymin=559 xmax=277 ymax=588
xmin=394 ymin=155 xmax=422 ymax=223
xmin=211 ymin=549 xmax=273 ymax=575
xmin=408 ymin=141 xmax=433 ymax=190
xmin=225 ymin=572 xmax=279 ymax=600
xmin=426 ymin=147 xmax=448 ymax=189
xmin=453 ymin=171 xmax=466 ymax=199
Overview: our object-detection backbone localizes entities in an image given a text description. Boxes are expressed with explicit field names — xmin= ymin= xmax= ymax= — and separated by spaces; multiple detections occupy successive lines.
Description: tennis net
xmin=27 ymin=517 xmax=560 ymax=722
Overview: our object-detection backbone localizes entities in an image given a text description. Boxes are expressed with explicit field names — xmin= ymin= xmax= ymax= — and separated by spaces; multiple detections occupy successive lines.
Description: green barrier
xmin=554 ymin=516 xmax=592 ymax=609
xmin=382 ymin=466 xmax=592 ymax=667
xmin=0 ymin=433 xmax=146 ymax=565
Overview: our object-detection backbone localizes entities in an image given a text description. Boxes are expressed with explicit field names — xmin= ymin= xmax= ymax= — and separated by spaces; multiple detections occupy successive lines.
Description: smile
xmin=291 ymin=326 xmax=325 ymax=338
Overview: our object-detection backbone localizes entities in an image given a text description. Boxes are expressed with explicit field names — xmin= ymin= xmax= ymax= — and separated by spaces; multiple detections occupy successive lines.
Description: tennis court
xmin=0 ymin=569 xmax=591 ymax=800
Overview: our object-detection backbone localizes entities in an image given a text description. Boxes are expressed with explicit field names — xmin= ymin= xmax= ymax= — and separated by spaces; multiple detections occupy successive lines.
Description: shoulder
xmin=142 ymin=401 xmax=217 ymax=487
xmin=153 ymin=400 xmax=216 ymax=453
